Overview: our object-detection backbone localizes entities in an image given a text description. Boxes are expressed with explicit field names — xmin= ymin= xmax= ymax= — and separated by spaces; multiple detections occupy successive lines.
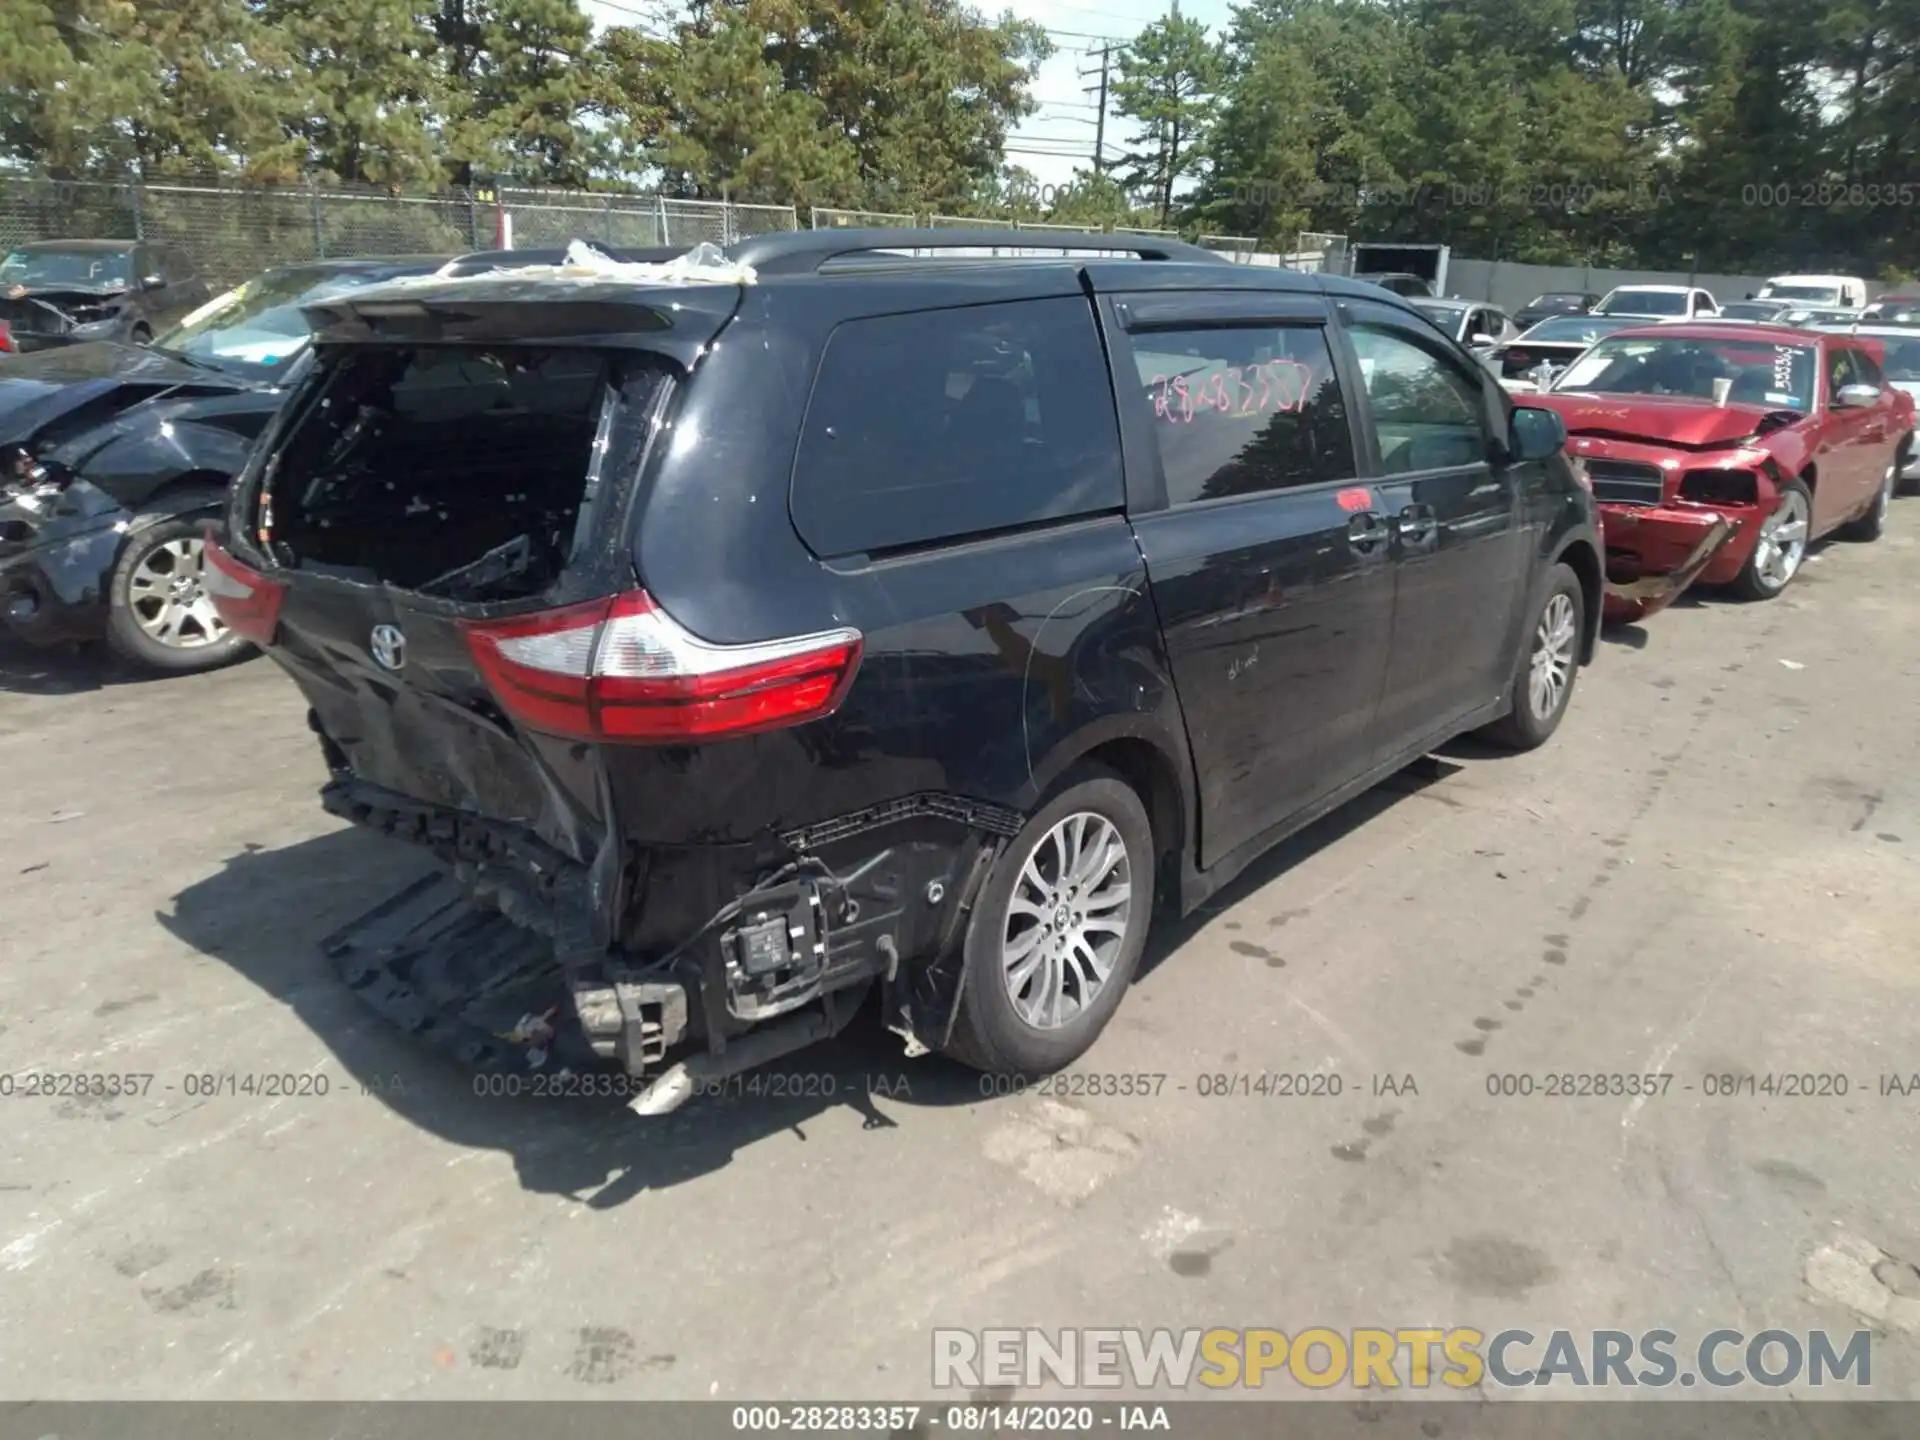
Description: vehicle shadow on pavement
xmin=0 ymin=637 xmax=266 ymax=695
xmin=157 ymin=828 xmax=987 ymax=1209
xmin=0 ymin=638 xmax=138 ymax=695
xmin=1135 ymin=756 xmax=1464 ymax=981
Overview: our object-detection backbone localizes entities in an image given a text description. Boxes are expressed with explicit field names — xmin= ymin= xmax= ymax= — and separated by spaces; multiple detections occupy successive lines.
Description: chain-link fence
xmin=811 ymin=206 xmax=917 ymax=229
xmin=0 ymin=173 xmax=798 ymax=290
xmin=0 ymin=171 xmax=1286 ymax=287
xmin=1292 ymin=231 xmax=1350 ymax=274
xmin=1200 ymin=234 xmax=1259 ymax=263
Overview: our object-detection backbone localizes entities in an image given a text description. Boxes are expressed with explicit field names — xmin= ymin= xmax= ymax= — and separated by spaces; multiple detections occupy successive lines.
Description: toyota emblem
xmin=370 ymin=623 xmax=406 ymax=671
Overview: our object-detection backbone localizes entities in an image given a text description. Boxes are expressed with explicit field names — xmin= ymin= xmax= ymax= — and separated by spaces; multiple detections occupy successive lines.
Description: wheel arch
xmin=1551 ymin=535 xmax=1603 ymax=664
xmin=1030 ymin=722 xmax=1195 ymax=913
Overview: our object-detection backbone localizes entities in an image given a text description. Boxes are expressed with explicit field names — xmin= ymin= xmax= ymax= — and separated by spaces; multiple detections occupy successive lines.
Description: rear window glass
xmin=791 ymin=297 xmax=1124 ymax=557
xmin=1129 ymin=326 xmax=1355 ymax=502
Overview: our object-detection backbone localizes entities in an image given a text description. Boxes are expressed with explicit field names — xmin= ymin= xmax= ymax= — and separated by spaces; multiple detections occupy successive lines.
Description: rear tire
xmin=1841 ymin=460 xmax=1894 ymax=542
xmin=1730 ymin=478 xmax=1812 ymax=600
xmin=943 ymin=765 xmax=1155 ymax=1077
xmin=130 ymin=323 xmax=152 ymax=346
xmin=106 ymin=513 xmax=254 ymax=674
xmin=1480 ymin=562 xmax=1583 ymax=752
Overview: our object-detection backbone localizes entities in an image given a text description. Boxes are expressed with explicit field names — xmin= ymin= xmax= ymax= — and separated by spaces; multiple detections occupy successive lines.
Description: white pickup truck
xmin=1756 ymin=274 xmax=1869 ymax=309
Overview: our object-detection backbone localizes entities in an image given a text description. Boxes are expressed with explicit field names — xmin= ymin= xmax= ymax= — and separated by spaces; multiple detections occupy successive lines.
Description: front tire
xmin=1480 ymin=562 xmax=1583 ymax=751
xmin=943 ymin=766 xmax=1155 ymax=1076
xmin=1730 ymin=477 xmax=1812 ymax=600
xmin=106 ymin=515 xmax=254 ymax=674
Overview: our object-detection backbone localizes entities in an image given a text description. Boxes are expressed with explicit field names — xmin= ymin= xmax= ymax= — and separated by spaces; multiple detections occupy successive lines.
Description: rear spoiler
xmin=300 ymin=240 xmax=751 ymax=357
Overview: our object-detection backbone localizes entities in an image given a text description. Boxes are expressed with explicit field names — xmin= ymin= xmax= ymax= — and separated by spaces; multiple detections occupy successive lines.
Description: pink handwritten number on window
xmin=1152 ymin=360 xmax=1315 ymax=424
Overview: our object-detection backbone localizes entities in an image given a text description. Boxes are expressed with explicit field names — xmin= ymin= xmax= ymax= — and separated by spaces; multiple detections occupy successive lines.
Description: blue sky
xmin=577 ymin=0 xmax=1237 ymax=190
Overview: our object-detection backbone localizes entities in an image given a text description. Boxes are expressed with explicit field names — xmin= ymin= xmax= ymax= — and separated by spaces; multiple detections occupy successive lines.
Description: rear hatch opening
xmin=258 ymin=343 xmax=644 ymax=602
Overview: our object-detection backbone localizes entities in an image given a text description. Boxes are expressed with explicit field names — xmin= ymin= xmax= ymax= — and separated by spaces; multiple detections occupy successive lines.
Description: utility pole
xmin=1079 ymin=43 xmax=1122 ymax=176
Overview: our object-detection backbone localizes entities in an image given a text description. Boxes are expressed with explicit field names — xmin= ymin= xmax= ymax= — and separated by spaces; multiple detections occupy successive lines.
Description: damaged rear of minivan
xmin=209 ymin=263 xmax=1068 ymax=1113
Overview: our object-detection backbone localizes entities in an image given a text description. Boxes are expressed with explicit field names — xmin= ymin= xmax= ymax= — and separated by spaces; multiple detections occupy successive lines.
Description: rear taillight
xmin=0 ymin=320 xmax=13 ymax=353
xmin=203 ymin=529 xmax=287 ymax=645
xmin=461 ymin=590 xmax=863 ymax=744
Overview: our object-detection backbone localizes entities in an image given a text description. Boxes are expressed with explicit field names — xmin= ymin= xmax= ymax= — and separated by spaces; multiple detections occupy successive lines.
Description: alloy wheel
xmin=129 ymin=536 xmax=230 ymax=649
xmin=1001 ymin=811 xmax=1133 ymax=1030
xmin=1527 ymin=591 xmax=1577 ymax=721
xmin=1751 ymin=488 xmax=1811 ymax=591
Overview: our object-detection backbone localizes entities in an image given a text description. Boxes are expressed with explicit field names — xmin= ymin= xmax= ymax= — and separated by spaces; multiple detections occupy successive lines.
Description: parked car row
xmin=3 ymin=229 xmax=1909 ymax=1114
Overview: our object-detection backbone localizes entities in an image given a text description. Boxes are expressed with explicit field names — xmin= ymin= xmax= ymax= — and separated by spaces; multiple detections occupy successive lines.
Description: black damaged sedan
xmin=0 ymin=256 xmax=444 ymax=672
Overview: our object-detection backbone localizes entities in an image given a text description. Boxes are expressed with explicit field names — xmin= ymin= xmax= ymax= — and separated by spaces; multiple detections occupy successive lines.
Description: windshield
xmin=1594 ymin=289 xmax=1690 ymax=317
xmin=1411 ymin=302 xmax=1463 ymax=331
xmin=0 ymin=247 xmax=132 ymax=290
xmin=153 ymin=266 xmax=422 ymax=378
xmin=1553 ymin=335 xmax=1815 ymax=408
xmin=1526 ymin=295 xmax=1586 ymax=310
xmin=1762 ymin=283 xmax=1840 ymax=303
xmin=1522 ymin=316 xmax=1633 ymax=342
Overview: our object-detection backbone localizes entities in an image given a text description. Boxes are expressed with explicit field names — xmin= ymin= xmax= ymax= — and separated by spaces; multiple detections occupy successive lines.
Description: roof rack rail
xmin=724 ymin=227 xmax=1228 ymax=276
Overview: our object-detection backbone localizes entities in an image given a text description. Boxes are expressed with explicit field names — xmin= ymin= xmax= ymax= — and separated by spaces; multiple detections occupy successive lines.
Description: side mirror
xmin=140 ymin=274 xmax=165 ymax=291
xmin=1833 ymin=383 xmax=1882 ymax=409
xmin=1509 ymin=404 xmax=1567 ymax=462
xmin=1470 ymin=332 xmax=1496 ymax=347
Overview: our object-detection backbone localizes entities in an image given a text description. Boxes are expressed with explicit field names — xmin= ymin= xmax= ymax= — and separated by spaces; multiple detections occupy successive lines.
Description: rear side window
xmin=791 ymin=297 xmax=1123 ymax=557
xmin=1129 ymin=325 xmax=1355 ymax=504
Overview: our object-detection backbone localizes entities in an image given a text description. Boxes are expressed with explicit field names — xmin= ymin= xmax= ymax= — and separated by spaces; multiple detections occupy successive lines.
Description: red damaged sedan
xmin=1528 ymin=323 xmax=1916 ymax=619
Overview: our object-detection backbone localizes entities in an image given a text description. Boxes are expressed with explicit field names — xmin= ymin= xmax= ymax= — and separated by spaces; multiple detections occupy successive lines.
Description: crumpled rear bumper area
xmin=317 ymin=773 xmax=1020 ymax=1113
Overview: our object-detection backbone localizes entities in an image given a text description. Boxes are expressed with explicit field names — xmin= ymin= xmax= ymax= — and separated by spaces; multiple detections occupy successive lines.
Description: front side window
xmin=1129 ymin=325 xmax=1355 ymax=504
xmin=1350 ymin=327 xmax=1488 ymax=475
xmin=791 ymin=297 xmax=1123 ymax=557
xmin=1827 ymin=346 xmax=1862 ymax=396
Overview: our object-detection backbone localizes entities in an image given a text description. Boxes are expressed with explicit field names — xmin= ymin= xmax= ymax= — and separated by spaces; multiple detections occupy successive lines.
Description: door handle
xmin=1348 ymin=511 xmax=1389 ymax=554
xmin=1397 ymin=503 xmax=1438 ymax=546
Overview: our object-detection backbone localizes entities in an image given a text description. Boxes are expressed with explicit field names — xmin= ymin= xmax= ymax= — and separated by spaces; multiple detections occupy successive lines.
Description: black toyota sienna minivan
xmin=208 ymin=230 xmax=1600 ymax=1112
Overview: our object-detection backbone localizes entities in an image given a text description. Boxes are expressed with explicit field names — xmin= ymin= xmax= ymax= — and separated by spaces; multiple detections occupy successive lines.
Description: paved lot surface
xmin=3 ymin=509 xmax=1920 ymax=1405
